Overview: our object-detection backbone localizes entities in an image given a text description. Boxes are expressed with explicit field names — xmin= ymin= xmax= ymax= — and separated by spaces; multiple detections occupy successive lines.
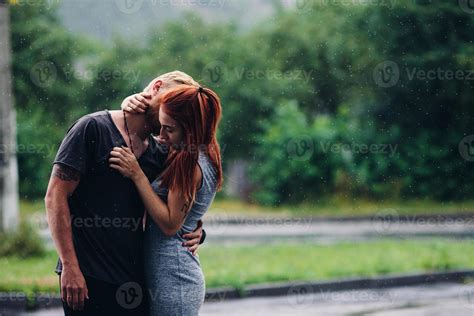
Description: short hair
xmin=146 ymin=70 xmax=199 ymax=91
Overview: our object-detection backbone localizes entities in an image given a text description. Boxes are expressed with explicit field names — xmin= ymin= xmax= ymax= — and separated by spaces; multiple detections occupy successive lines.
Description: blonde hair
xmin=145 ymin=70 xmax=199 ymax=91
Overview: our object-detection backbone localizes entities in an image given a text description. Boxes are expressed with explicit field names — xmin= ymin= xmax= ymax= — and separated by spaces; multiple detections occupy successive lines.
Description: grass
xmin=20 ymin=198 xmax=474 ymax=219
xmin=1 ymin=239 xmax=473 ymax=294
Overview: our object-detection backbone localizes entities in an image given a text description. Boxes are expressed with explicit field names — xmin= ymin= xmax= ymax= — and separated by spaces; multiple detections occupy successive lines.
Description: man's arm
xmin=45 ymin=164 xmax=88 ymax=311
xmin=182 ymin=220 xmax=205 ymax=256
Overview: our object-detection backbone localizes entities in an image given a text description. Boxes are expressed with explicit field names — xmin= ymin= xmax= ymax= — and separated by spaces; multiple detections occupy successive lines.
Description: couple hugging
xmin=45 ymin=71 xmax=223 ymax=315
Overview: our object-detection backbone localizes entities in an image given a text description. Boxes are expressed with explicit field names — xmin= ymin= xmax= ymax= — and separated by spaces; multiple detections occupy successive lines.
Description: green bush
xmin=0 ymin=223 xmax=46 ymax=258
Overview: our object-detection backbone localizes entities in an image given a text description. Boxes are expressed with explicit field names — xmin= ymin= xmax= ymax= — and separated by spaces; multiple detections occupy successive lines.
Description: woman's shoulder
xmin=197 ymin=150 xmax=218 ymax=190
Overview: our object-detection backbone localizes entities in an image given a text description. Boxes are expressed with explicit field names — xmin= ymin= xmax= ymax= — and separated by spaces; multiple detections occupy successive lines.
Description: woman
xmin=108 ymin=85 xmax=223 ymax=315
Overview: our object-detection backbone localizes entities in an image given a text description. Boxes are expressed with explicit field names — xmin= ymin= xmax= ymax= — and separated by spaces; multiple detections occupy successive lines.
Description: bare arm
xmin=45 ymin=164 xmax=88 ymax=310
xmin=133 ymin=170 xmax=198 ymax=236
xmin=109 ymin=147 xmax=202 ymax=236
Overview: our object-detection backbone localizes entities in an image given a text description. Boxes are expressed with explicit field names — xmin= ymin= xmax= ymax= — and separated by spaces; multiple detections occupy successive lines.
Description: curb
xmin=236 ymin=269 xmax=474 ymax=300
xmin=1 ymin=270 xmax=473 ymax=311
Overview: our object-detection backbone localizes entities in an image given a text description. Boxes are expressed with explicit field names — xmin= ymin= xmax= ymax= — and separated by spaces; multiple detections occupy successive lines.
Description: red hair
xmin=155 ymin=85 xmax=223 ymax=202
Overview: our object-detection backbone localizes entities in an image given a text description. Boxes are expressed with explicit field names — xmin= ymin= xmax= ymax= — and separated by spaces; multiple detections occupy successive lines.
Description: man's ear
xmin=152 ymin=80 xmax=163 ymax=94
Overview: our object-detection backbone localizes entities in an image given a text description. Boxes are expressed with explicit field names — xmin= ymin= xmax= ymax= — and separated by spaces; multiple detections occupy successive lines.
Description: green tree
xmin=11 ymin=1 xmax=87 ymax=199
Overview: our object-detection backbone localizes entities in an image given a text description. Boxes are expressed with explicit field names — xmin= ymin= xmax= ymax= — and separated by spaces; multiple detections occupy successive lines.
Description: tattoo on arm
xmin=180 ymin=203 xmax=189 ymax=219
xmin=53 ymin=164 xmax=80 ymax=182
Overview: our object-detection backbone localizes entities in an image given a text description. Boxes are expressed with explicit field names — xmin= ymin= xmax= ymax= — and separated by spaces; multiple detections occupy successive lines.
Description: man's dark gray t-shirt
xmin=53 ymin=110 xmax=167 ymax=285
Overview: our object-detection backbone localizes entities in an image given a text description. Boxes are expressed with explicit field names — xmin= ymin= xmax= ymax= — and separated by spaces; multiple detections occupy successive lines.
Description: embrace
xmin=45 ymin=71 xmax=223 ymax=315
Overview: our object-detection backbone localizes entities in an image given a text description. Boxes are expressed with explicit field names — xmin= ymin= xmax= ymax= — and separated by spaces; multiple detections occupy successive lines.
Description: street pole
xmin=0 ymin=0 xmax=19 ymax=233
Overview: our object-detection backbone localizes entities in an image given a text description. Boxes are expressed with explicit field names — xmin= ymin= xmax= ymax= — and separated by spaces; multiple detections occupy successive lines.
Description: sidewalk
xmin=11 ymin=280 xmax=474 ymax=316
xmin=34 ymin=212 xmax=474 ymax=247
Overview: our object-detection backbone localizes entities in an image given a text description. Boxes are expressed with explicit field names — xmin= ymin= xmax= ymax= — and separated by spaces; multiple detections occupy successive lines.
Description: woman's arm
xmin=109 ymin=146 xmax=202 ymax=236
xmin=120 ymin=92 xmax=152 ymax=114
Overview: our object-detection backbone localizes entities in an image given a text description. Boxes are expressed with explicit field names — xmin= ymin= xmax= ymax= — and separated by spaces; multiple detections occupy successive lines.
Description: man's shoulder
xmin=76 ymin=110 xmax=109 ymax=124
xmin=68 ymin=110 xmax=111 ymax=131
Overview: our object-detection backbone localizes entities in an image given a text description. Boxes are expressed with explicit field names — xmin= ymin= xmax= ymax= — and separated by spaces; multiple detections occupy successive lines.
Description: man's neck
xmin=121 ymin=111 xmax=151 ymax=141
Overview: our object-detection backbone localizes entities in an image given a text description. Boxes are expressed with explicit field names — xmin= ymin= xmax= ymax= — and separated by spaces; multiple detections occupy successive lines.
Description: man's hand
xmin=120 ymin=92 xmax=151 ymax=114
xmin=181 ymin=220 xmax=203 ymax=256
xmin=61 ymin=265 xmax=89 ymax=311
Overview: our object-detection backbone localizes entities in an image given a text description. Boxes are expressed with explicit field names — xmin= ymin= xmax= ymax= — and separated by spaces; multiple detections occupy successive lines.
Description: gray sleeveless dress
xmin=144 ymin=150 xmax=218 ymax=315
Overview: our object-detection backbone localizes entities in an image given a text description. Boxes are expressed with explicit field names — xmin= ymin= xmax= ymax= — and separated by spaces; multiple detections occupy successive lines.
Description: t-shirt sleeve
xmin=53 ymin=115 xmax=97 ymax=175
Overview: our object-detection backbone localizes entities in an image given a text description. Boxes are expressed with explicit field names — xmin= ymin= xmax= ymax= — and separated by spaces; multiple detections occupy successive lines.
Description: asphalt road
xmin=9 ymin=282 xmax=474 ymax=316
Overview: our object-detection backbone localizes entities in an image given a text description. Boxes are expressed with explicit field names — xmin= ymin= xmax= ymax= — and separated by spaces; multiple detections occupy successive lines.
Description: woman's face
xmin=157 ymin=107 xmax=184 ymax=150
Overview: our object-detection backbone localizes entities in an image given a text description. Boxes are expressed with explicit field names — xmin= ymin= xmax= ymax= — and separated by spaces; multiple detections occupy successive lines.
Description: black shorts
xmin=59 ymin=275 xmax=148 ymax=316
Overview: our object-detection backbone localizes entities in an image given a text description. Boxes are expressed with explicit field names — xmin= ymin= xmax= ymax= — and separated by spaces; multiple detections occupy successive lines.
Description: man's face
xmin=144 ymin=80 xmax=173 ymax=136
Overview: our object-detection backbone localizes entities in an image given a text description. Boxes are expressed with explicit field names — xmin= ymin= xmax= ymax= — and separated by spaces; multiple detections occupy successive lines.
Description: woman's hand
xmin=109 ymin=146 xmax=144 ymax=181
xmin=120 ymin=92 xmax=152 ymax=114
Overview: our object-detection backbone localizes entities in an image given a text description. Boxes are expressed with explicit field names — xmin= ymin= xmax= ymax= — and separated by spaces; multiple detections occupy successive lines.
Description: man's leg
xmin=60 ymin=275 xmax=108 ymax=316
xmin=59 ymin=275 xmax=147 ymax=316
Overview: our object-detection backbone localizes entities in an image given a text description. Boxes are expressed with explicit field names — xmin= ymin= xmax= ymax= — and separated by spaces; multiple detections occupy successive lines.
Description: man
xmin=45 ymin=71 xmax=205 ymax=315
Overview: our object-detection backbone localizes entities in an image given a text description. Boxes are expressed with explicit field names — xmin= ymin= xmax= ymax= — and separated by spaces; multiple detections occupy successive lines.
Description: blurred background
xmin=0 ymin=0 xmax=473 ymax=315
